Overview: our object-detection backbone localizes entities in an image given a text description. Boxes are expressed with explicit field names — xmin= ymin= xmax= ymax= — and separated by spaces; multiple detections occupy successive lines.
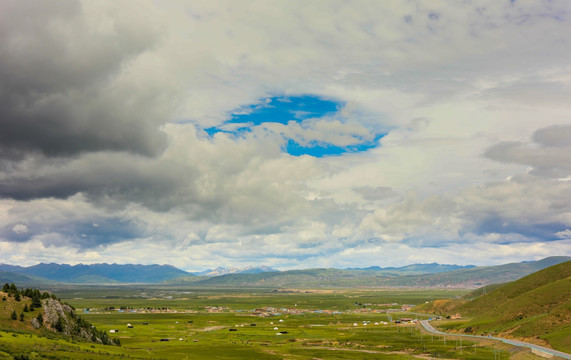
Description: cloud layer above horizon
xmin=1 ymin=0 xmax=570 ymax=270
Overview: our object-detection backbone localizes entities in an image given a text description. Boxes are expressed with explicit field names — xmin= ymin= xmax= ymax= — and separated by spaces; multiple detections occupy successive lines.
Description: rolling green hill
xmin=461 ymin=282 xmax=507 ymax=299
xmin=0 ymin=271 xmax=53 ymax=285
xmin=419 ymin=261 xmax=571 ymax=353
xmin=171 ymin=268 xmax=393 ymax=287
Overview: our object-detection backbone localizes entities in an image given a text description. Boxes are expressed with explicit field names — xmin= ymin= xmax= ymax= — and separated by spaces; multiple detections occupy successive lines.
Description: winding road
xmin=420 ymin=320 xmax=571 ymax=359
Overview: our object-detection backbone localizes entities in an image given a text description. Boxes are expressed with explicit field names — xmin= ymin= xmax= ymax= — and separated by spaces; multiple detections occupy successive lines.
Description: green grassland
xmin=1 ymin=310 xmax=511 ymax=360
xmin=53 ymin=286 xmax=468 ymax=312
xmin=0 ymin=285 xmax=547 ymax=359
xmin=2 ymin=261 xmax=569 ymax=358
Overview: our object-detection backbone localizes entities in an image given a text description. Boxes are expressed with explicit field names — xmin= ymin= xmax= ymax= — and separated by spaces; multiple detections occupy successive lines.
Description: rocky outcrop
xmin=38 ymin=297 xmax=119 ymax=345
xmin=42 ymin=298 xmax=73 ymax=331
xmin=31 ymin=317 xmax=41 ymax=329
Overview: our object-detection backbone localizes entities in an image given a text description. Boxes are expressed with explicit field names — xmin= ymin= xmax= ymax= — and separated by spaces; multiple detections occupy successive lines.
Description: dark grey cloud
xmin=485 ymin=124 xmax=571 ymax=178
xmin=532 ymin=124 xmax=571 ymax=147
xmin=0 ymin=153 xmax=194 ymax=212
xmin=465 ymin=215 xmax=568 ymax=243
xmin=0 ymin=217 xmax=145 ymax=249
xmin=480 ymin=81 xmax=571 ymax=107
xmin=0 ymin=1 xmax=168 ymax=159
xmin=0 ymin=140 xmax=317 ymax=228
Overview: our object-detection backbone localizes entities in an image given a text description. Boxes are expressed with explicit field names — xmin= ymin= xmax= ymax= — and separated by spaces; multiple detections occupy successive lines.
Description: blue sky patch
xmin=205 ymin=95 xmax=382 ymax=157
xmin=284 ymin=134 xmax=384 ymax=157
xmin=231 ymin=95 xmax=340 ymax=125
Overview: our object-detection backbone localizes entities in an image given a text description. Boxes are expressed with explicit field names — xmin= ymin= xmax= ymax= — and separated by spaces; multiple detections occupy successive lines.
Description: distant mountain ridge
xmin=348 ymin=263 xmax=476 ymax=274
xmin=195 ymin=265 xmax=278 ymax=276
xmin=0 ymin=263 xmax=191 ymax=284
xmin=174 ymin=256 xmax=571 ymax=288
xmin=0 ymin=261 xmax=479 ymax=284
xmin=1 ymin=257 xmax=569 ymax=286
xmin=388 ymin=256 xmax=571 ymax=287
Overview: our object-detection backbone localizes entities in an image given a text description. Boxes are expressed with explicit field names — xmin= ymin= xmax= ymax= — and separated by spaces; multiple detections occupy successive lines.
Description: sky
xmin=1 ymin=0 xmax=570 ymax=271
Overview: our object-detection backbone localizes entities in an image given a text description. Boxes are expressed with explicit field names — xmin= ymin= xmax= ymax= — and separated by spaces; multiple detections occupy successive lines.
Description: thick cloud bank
xmin=1 ymin=1 xmax=570 ymax=270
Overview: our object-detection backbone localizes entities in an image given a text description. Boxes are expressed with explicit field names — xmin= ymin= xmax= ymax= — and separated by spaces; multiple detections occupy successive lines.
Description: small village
xmin=81 ymin=301 xmax=430 ymax=335
xmin=84 ymin=302 xmax=418 ymax=317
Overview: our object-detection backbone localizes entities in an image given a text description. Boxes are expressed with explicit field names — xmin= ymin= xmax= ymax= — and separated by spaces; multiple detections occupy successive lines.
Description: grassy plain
xmin=54 ymin=286 xmax=467 ymax=311
xmin=0 ymin=286 xmax=544 ymax=359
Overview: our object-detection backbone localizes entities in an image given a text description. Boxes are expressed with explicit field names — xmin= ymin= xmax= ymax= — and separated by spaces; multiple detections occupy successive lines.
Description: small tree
xmin=36 ymin=313 xmax=43 ymax=326
xmin=19 ymin=312 xmax=24 ymax=322
xmin=54 ymin=316 xmax=64 ymax=332
xmin=11 ymin=310 xmax=17 ymax=320
xmin=23 ymin=304 xmax=29 ymax=312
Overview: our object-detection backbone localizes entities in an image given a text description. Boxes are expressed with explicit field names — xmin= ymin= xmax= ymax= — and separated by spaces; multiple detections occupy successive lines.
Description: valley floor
xmin=1 ymin=286 xmax=563 ymax=359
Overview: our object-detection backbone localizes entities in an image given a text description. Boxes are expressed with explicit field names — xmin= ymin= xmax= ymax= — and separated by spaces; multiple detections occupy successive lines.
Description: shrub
xmin=13 ymin=354 xmax=31 ymax=360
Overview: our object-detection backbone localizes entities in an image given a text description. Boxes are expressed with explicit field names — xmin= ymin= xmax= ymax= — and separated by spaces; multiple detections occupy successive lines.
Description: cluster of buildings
xmin=248 ymin=306 xmax=343 ymax=317
xmin=84 ymin=307 xmax=197 ymax=314
xmin=205 ymin=306 xmax=230 ymax=313
xmin=245 ymin=305 xmax=411 ymax=317
xmin=84 ymin=303 xmax=415 ymax=317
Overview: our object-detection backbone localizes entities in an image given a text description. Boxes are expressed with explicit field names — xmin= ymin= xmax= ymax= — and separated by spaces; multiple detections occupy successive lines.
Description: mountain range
xmin=0 ymin=263 xmax=280 ymax=284
xmin=348 ymin=263 xmax=476 ymax=274
xmin=0 ymin=256 xmax=568 ymax=286
xmin=169 ymin=256 xmax=571 ymax=288
xmin=0 ymin=263 xmax=190 ymax=284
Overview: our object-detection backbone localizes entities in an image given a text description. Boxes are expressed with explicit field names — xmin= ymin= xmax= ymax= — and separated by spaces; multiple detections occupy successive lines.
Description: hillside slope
xmin=0 ymin=284 xmax=119 ymax=348
xmin=0 ymin=271 xmax=51 ymax=285
xmin=422 ymin=261 xmax=571 ymax=353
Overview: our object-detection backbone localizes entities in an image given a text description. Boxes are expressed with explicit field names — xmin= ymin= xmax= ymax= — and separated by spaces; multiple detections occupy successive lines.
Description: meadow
xmin=0 ymin=286 xmax=537 ymax=359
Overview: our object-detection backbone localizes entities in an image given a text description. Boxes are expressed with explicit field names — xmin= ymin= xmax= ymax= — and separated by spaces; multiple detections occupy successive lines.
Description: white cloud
xmin=12 ymin=224 xmax=28 ymax=234
xmin=555 ymin=230 xmax=571 ymax=239
xmin=1 ymin=1 xmax=570 ymax=269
